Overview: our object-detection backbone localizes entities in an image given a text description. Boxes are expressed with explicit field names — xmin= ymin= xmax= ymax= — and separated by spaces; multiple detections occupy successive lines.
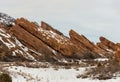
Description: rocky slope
xmin=0 ymin=12 xmax=120 ymax=62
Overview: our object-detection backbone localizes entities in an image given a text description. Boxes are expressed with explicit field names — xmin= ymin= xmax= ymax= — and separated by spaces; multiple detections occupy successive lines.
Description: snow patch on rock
xmin=0 ymin=12 xmax=15 ymax=26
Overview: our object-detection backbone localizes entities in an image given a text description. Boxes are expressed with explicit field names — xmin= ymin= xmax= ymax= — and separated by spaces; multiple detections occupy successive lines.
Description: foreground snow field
xmin=3 ymin=65 xmax=120 ymax=82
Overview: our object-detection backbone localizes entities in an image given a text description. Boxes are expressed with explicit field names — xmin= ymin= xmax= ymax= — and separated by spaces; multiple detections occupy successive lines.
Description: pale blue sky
xmin=1 ymin=0 xmax=120 ymax=42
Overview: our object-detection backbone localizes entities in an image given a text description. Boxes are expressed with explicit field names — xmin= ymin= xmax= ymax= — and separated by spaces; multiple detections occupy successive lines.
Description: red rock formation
xmin=69 ymin=29 xmax=105 ymax=56
xmin=2 ymin=14 xmax=120 ymax=62
xmin=9 ymin=24 xmax=56 ymax=60
xmin=98 ymin=37 xmax=118 ymax=51
xmin=69 ymin=29 xmax=95 ymax=49
xmin=14 ymin=18 xmax=97 ymax=59
xmin=0 ymin=22 xmax=67 ymax=62
xmin=97 ymin=43 xmax=109 ymax=51
xmin=15 ymin=18 xmax=72 ymax=56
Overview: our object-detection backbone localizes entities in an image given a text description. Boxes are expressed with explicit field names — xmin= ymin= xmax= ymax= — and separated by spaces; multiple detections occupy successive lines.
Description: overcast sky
xmin=1 ymin=0 xmax=120 ymax=43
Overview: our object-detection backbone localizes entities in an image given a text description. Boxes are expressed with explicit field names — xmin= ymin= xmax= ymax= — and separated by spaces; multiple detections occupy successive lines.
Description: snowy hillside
xmin=0 ymin=61 xmax=120 ymax=82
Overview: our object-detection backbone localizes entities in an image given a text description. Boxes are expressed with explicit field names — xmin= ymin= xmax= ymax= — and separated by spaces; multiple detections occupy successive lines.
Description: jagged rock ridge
xmin=0 ymin=13 xmax=120 ymax=62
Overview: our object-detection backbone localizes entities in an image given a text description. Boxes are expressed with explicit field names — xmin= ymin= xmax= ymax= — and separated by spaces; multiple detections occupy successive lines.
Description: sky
xmin=0 ymin=0 xmax=120 ymax=43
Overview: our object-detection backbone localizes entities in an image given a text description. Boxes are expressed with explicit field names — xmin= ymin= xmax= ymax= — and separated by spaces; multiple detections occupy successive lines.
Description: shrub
xmin=0 ymin=73 xmax=12 ymax=82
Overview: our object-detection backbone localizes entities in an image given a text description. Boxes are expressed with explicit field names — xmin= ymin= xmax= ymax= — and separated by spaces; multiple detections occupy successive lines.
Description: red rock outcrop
xmin=97 ymin=43 xmax=109 ymax=51
xmin=97 ymin=37 xmax=118 ymax=51
xmin=1 ymin=16 xmax=119 ymax=61
xmin=9 ymin=25 xmax=54 ymax=56
xmin=69 ymin=29 xmax=95 ymax=50
xmin=15 ymin=18 xmax=73 ymax=56
xmin=96 ymin=37 xmax=120 ymax=59
xmin=14 ymin=18 xmax=98 ymax=59
xmin=69 ymin=29 xmax=105 ymax=56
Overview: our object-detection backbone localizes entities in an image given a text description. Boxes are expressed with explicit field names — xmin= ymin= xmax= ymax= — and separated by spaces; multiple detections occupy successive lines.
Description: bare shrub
xmin=0 ymin=73 xmax=12 ymax=82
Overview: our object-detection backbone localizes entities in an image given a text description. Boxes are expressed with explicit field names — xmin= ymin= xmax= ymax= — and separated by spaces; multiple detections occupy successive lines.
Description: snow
xmin=4 ymin=66 xmax=120 ymax=82
xmin=14 ymin=37 xmax=23 ymax=47
xmin=94 ymin=58 xmax=109 ymax=61
xmin=0 ymin=28 xmax=16 ymax=49
xmin=29 ymin=49 xmax=42 ymax=56
xmin=14 ymin=37 xmax=36 ymax=61
xmin=12 ymin=74 xmax=26 ymax=82
xmin=0 ymin=12 xmax=15 ymax=26
xmin=0 ymin=29 xmax=11 ymax=38
xmin=37 ymin=27 xmax=68 ymax=44
xmin=12 ymin=49 xmax=24 ymax=56
xmin=7 ymin=39 xmax=16 ymax=48
xmin=0 ymin=28 xmax=38 ymax=61
xmin=52 ymin=50 xmax=58 ymax=56
xmin=12 ymin=51 xmax=16 ymax=56
xmin=106 ymin=49 xmax=113 ymax=53
xmin=6 ymin=66 xmax=85 ymax=82
xmin=0 ymin=37 xmax=15 ymax=49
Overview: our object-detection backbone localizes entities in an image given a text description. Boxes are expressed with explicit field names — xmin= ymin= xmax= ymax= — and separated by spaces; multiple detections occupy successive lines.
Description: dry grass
xmin=1 ymin=58 xmax=120 ymax=80
xmin=77 ymin=58 xmax=120 ymax=80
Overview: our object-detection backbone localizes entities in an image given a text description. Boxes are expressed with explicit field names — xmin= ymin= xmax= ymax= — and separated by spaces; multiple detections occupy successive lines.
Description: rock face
xmin=97 ymin=37 xmax=120 ymax=59
xmin=99 ymin=37 xmax=117 ymax=51
xmin=1 ymin=13 xmax=120 ymax=62
xmin=115 ymin=49 xmax=120 ymax=64
xmin=10 ymin=25 xmax=53 ymax=55
xmin=69 ymin=30 xmax=105 ymax=56
xmin=15 ymin=18 xmax=73 ymax=56
xmin=0 ymin=24 xmax=34 ymax=61
xmin=15 ymin=18 xmax=96 ymax=59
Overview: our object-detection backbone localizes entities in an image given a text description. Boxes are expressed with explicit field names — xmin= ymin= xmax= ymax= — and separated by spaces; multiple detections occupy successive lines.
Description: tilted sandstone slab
xmin=96 ymin=37 xmax=120 ymax=58
xmin=97 ymin=42 xmax=109 ymax=51
xmin=1 ymin=12 xmax=120 ymax=61
xmin=69 ymin=29 xmax=105 ymax=56
xmin=15 ymin=18 xmax=73 ymax=56
xmin=9 ymin=24 xmax=59 ymax=61
xmin=0 ymin=23 xmax=67 ymax=62
xmin=0 ymin=24 xmax=37 ymax=61
xmin=98 ymin=37 xmax=118 ymax=51
xmin=69 ymin=29 xmax=95 ymax=50
xmin=15 ymin=18 xmax=96 ymax=59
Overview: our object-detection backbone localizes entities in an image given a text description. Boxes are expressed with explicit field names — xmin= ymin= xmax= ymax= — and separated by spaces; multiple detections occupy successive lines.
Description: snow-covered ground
xmin=3 ymin=65 xmax=120 ymax=82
